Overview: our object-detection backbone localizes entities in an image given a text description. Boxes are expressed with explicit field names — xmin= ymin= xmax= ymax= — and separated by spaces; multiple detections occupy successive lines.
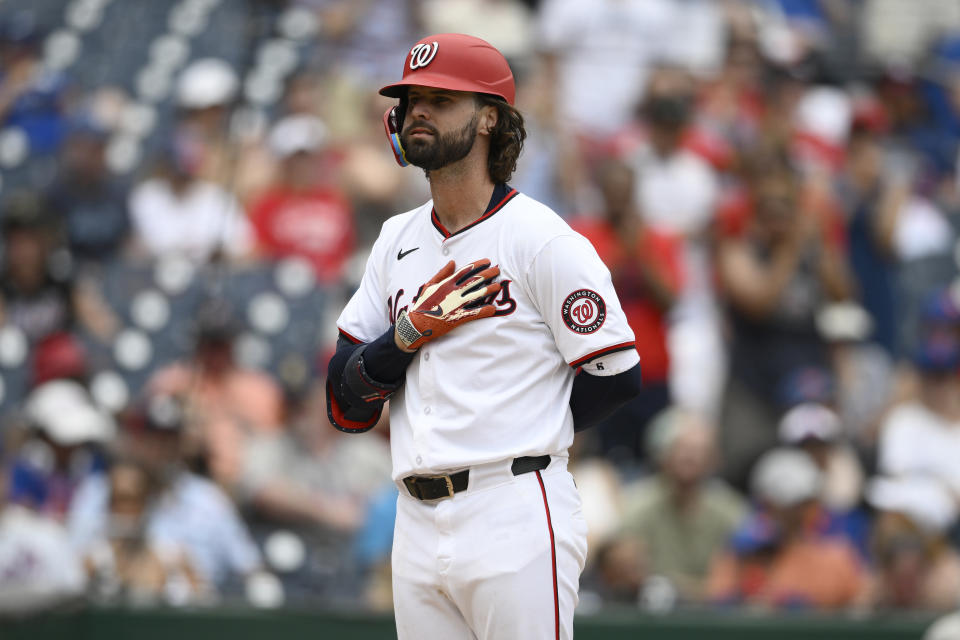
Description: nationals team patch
xmin=562 ymin=289 xmax=606 ymax=334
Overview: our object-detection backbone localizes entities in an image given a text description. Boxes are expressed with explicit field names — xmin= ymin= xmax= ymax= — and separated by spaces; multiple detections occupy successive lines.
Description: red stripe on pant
xmin=535 ymin=470 xmax=559 ymax=640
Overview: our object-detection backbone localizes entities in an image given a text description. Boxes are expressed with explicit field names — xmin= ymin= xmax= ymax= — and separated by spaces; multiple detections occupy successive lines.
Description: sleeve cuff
xmin=338 ymin=328 xmax=363 ymax=345
xmin=568 ymin=342 xmax=637 ymax=369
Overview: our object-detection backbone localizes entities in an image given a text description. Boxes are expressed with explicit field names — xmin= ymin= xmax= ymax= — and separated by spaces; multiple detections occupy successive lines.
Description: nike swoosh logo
xmin=397 ymin=247 xmax=420 ymax=260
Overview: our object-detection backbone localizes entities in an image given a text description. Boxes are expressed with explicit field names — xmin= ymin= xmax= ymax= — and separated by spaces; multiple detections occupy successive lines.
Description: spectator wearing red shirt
xmin=716 ymin=148 xmax=853 ymax=487
xmin=571 ymin=159 xmax=684 ymax=465
xmin=250 ymin=115 xmax=355 ymax=282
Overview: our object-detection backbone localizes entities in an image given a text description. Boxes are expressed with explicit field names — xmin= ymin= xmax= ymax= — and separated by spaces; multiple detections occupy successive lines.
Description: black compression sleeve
xmin=326 ymin=327 xmax=417 ymax=432
xmin=363 ymin=326 xmax=417 ymax=383
xmin=569 ymin=363 xmax=643 ymax=432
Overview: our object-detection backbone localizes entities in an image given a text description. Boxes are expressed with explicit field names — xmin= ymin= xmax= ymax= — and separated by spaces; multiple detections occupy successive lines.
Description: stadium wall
xmin=0 ymin=607 xmax=938 ymax=640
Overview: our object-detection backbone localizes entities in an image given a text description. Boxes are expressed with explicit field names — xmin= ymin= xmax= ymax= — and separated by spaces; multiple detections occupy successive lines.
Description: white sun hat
xmin=751 ymin=448 xmax=822 ymax=508
xmin=177 ymin=58 xmax=238 ymax=109
xmin=24 ymin=380 xmax=116 ymax=445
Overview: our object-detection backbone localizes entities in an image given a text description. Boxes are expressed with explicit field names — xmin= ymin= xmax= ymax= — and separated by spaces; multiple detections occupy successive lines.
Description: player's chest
xmin=383 ymin=232 xmax=522 ymax=326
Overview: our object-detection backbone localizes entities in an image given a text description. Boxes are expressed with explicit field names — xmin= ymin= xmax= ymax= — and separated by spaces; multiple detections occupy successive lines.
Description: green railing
xmin=0 ymin=606 xmax=939 ymax=640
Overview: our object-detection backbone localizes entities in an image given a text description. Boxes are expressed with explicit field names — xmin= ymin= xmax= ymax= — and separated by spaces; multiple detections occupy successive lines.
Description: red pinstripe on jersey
xmin=535 ymin=470 xmax=559 ymax=640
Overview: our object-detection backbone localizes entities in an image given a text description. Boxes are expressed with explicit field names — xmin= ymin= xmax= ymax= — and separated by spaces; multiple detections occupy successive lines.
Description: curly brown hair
xmin=476 ymin=95 xmax=526 ymax=184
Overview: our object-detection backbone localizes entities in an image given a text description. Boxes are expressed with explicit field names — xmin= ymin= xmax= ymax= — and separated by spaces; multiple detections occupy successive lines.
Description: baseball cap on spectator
xmin=920 ymin=286 xmax=960 ymax=326
xmin=31 ymin=332 xmax=88 ymax=386
xmin=793 ymin=86 xmax=852 ymax=171
xmin=24 ymin=380 xmax=115 ymax=445
xmin=268 ymin=115 xmax=327 ymax=158
xmin=778 ymin=403 xmax=842 ymax=445
xmin=750 ymin=448 xmax=822 ymax=508
xmin=912 ymin=330 xmax=960 ymax=373
xmin=177 ymin=58 xmax=238 ymax=109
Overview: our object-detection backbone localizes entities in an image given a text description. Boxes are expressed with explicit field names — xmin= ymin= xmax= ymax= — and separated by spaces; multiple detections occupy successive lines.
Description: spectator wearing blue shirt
xmin=69 ymin=393 xmax=264 ymax=591
xmin=46 ymin=115 xmax=131 ymax=263
xmin=0 ymin=12 xmax=68 ymax=154
xmin=838 ymin=123 xmax=900 ymax=356
xmin=8 ymin=379 xmax=113 ymax=521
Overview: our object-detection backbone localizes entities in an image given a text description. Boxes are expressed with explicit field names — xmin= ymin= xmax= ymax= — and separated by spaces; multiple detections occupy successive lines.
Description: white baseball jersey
xmin=337 ymin=187 xmax=639 ymax=480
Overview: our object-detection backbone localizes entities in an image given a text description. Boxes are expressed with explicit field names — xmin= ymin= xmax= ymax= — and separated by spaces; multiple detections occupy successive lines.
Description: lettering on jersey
xmin=388 ymin=289 xmax=406 ymax=325
xmin=493 ymin=280 xmax=516 ymax=317
xmin=561 ymin=289 xmax=606 ymax=334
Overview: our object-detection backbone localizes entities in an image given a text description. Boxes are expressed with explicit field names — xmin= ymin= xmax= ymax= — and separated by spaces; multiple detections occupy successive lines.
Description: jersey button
xmin=416 ymin=456 xmax=422 ymax=464
xmin=424 ymin=406 xmax=431 ymax=415
xmin=423 ymin=352 xmax=430 ymax=361
xmin=442 ymin=248 xmax=450 ymax=256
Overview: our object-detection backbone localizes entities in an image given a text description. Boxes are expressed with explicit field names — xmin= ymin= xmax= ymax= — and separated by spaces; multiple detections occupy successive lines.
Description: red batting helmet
xmin=379 ymin=33 xmax=515 ymax=105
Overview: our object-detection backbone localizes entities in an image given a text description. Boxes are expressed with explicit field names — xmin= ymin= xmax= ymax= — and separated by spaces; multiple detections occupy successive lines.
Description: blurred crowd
xmin=2 ymin=0 xmax=960 ymax=621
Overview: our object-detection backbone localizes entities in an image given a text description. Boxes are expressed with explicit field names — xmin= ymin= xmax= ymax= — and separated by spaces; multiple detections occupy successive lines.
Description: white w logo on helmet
xmin=409 ymin=42 xmax=439 ymax=70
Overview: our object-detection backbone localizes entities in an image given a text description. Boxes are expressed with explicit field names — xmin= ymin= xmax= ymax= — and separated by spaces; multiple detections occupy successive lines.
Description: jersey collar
xmin=431 ymin=183 xmax=518 ymax=239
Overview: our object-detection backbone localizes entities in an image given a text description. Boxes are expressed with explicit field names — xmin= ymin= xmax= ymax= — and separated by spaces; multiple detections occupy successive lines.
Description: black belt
xmin=402 ymin=455 xmax=551 ymax=501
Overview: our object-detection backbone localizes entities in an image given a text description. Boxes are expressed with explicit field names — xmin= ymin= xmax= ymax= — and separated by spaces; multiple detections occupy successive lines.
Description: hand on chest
xmin=386 ymin=242 xmax=518 ymax=326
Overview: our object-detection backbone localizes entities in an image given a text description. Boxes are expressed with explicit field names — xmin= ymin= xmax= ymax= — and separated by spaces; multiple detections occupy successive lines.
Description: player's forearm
xmin=326 ymin=328 xmax=415 ymax=432
xmin=330 ymin=328 xmax=415 ymax=389
xmin=569 ymin=363 xmax=643 ymax=432
xmin=365 ymin=326 xmax=418 ymax=381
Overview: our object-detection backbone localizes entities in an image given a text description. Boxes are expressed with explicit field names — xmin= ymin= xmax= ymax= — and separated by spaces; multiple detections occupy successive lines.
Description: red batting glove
xmin=394 ymin=259 xmax=501 ymax=351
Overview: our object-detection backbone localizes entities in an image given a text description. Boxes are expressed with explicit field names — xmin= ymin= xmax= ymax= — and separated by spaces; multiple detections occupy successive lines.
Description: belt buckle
xmin=407 ymin=473 xmax=456 ymax=500
xmin=428 ymin=474 xmax=455 ymax=499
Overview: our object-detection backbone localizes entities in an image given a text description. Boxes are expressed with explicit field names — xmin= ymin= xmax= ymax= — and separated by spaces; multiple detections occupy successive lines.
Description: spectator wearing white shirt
xmin=873 ymin=331 xmax=960 ymax=533
xmin=536 ymin=0 xmax=679 ymax=140
xmin=128 ymin=131 xmax=253 ymax=264
xmin=628 ymin=80 xmax=724 ymax=417
xmin=0 ymin=503 xmax=86 ymax=614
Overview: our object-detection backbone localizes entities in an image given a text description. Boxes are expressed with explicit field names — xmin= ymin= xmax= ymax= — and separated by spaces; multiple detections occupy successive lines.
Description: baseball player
xmin=327 ymin=33 xmax=643 ymax=639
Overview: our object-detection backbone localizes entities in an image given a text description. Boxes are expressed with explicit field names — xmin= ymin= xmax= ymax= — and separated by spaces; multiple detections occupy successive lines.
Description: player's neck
xmin=428 ymin=155 xmax=496 ymax=235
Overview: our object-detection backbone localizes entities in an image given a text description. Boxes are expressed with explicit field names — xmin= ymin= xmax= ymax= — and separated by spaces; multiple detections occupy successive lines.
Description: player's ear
xmin=478 ymin=102 xmax=498 ymax=136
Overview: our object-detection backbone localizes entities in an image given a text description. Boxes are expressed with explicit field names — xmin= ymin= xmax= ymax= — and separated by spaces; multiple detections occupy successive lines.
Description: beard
xmin=401 ymin=113 xmax=479 ymax=172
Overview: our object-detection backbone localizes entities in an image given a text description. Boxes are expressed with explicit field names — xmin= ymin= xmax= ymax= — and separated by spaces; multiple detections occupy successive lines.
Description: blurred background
xmin=1 ymin=0 xmax=960 ymax=638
